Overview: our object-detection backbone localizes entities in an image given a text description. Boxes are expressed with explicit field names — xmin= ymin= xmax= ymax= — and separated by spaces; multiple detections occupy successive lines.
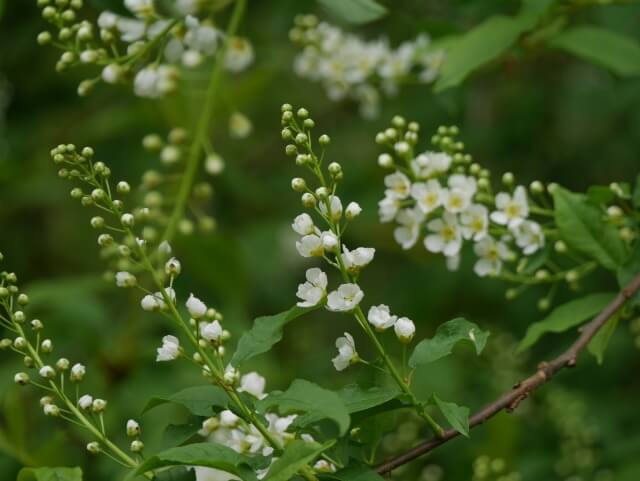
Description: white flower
xmin=367 ymin=304 xmax=397 ymax=331
xmin=186 ymin=294 xmax=207 ymax=319
xmin=165 ymin=257 xmax=181 ymax=276
xmin=200 ymin=321 xmax=223 ymax=342
xmin=394 ymin=206 xmax=425 ymax=250
xmin=115 ymin=271 xmax=136 ymax=288
xmin=512 ymin=220 xmax=545 ymax=255
xmin=70 ymin=363 xmax=86 ymax=382
xmin=327 ymin=283 xmax=364 ymax=312
xmin=292 ymin=213 xmax=316 ymax=235
xmin=156 ymin=335 xmax=180 ymax=361
xmin=219 ymin=409 xmax=240 ymax=427
xmin=411 ymin=179 xmax=442 ymax=214
xmin=224 ymin=37 xmax=254 ymax=72
xmin=345 ymin=201 xmax=362 ymax=219
xmin=295 ymin=234 xmax=324 ymax=257
xmin=296 ymin=268 xmax=328 ymax=308
xmin=78 ymin=395 xmax=93 ymax=410
xmin=320 ymin=231 xmax=339 ymax=252
xmin=473 ymin=236 xmax=512 ymax=277
xmin=141 ymin=294 xmax=161 ymax=312
xmin=134 ymin=65 xmax=177 ymax=98
xmin=424 ymin=212 xmax=462 ymax=257
xmin=319 ymin=195 xmax=343 ymax=222
xmin=378 ymin=194 xmax=401 ymax=223
xmin=124 ymin=0 xmax=154 ymax=17
xmin=490 ymin=186 xmax=529 ymax=228
xmin=394 ymin=317 xmax=415 ymax=343
xmin=102 ymin=64 xmax=122 ymax=84
xmin=384 ymin=172 xmax=411 ymax=199
xmin=332 ymin=332 xmax=359 ymax=371
xmin=460 ymin=204 xmax=489 ymax=241
xmin=411 ymin=152 xmax=451 ymax=178
xmin=127 ymin=419 xmax=140 ymax=437
xmin=341 ymin=245 xmax=375 ymax=273
xmin=238 ymin=372 xmax=266 ymax=399
xmin=39 ymin=365 xmax=55 ymax=378
xmin=442 ymin=175 xmax=476 ymax=213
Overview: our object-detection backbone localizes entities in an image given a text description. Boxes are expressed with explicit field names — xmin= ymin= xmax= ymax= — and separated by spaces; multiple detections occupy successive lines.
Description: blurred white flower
xmin=394 ymin=206 xmax=425 ymax=250
xmin=473 ymin=236 xmax=512 ymax=277
xmin=513 ymin=219 xmax=545 ymax=255
xmin=411 ymin=179 xmax=442 ymax=214
xmin=384 ymin=172 xmax=411 ymax=200
xmin=327 ymin=283 xmax=363 ymax=312
xmin=341 ymin=245 xmax=375 ymax=273
xmin=491 ymin=186 xmax=529 ymax=228
xmin=224 ymin=37 xmax=254 ymax=72
xmin=239 ymin=372 xmax=266 ymax=399
xmin=332 ymin=332 xmax=358 ymax=371
xmin=424 ymin=212 xmax=462 ymax=257
xmin=460 ymin=204 xmax=489 ymax=241
xmin=156 ymin=335 xmax=180 ymax=361
xmin=295 ymin=234 xmax=323 ymax=257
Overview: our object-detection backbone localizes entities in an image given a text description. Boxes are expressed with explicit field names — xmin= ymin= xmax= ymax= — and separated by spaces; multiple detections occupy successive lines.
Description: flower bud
xmin=295 ymin=133 xmax=307 ymax=145
xmin=377 ymin=153 xmax=393 ymax=168
xmin=78 ymin=395 xmax=93 ymax=410
xmin=328 ymin=162 xmax=342 ymax=176
xmin=315 ymin=187 xmax=329 ymax=199
xmin=301 ymin=193 xmax=316 ymax=208
xmin=127 ymin=419 xmax=141 ymax=437
xmin=14 ymin=337 xmax=27 ymax=349
xmin=319 ymin=134 xmax=330 ymax=146
xmin=394 ymin=317 xmax=415 ymax=343
xmin=530 ymin=181 xmax=544 ymax=194
xmin=607 ymin=206 xmax=623 ymax=220
xmin=92 ymin=398 xmax=107 ymax=412
xmin=554 ymin=240 xmax=567 ymax=253
xmin=165 ymin=257 xmax=181 ymax=276
xmin=98 ymin=234 xmax=113 ymax=247
xmin=121 ymin=213 xmax=135 ymax=227
xmin=86 ymin=442 xmax=100 ymax=454
xmin=41 ymin=339 xmax=53 ymax=353
xmin=320 ymin=231 xmax=339 ymax=252
xmin=56 ymin=358 xmax=70 ymax=371
xmin=345 ymin=202 xmax=362 ymax=220
xmin=39 ymin=365 xmax=56 ymax=379
xmin=44 ymin=404 xmax=60 ymax=417
xmin=70 ymin=363 xmax=86 ymax=382
xmin=291 ymin=177 xmax=306 ymax=192
xmin=90 ymin=216 xmax=104 ymax=229
xmin=14 ymin=372 xmax=30 ymax=385
xmin=17 ymin=293 xmax=29 ymax=306
xmin=131 ymin=440 xmax=144 ymax=453
xmin=285 ymin=144 xmax=297 ymax=156
xmin=297 ymin=108 xmax=309 ymax=119
xmin=14 ymin=311 xmax=25 ymax=323
xmin=116 ymin=181 xmax=130 ymax=194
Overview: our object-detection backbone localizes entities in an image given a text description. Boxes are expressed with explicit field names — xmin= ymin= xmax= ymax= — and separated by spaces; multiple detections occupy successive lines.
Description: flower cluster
xmin=290 ymin=15 xmax=443 ymax=118
xmin=35 ymin=0 xmax=254 ymax=98
xmin=0 ymin=252 xmax=143 ymax=467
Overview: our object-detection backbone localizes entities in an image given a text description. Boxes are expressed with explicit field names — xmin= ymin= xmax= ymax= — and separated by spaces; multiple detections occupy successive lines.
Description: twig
xmin=376 ymin=273 xmax=640 ymax=475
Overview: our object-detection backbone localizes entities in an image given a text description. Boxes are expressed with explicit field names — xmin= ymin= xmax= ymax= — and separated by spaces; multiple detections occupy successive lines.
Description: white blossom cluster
xmin=375 ymin=117 xmax=546 ymax=279
xmin=282 ymin=104 xmax=417 ymax=373
xmin=36 ymin=0 xmax=254 ymax=98
xmin=290 ymin=15 xmax=443 ymax=118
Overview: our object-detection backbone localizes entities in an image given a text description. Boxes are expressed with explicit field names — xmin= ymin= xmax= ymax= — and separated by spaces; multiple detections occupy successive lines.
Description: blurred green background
xmin=1 ymin=1 xmax=639 ymax=480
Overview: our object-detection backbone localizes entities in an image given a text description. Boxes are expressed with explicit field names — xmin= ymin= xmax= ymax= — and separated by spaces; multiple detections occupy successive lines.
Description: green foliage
xmin=129 ymin=443 xmax=260 ymax=481
xmin=550 ymin=27 xmax=640 ymax=77
xmin=264 ymin=440 xmax=332 ymax=481
xmin=258 ymin=379 xmax=351 ymax=436
xmin=17 ymin=467 xmax=82 ymax=481
xmin=553 ymin=187 xmax=628 ymax=270
xmin=409 ymin=318 xmax=489 ymax=368
xmin=431 ymin=394 xmax=470 ymax=437
xmin=322 ymin=462 xmax=385 ymax=480
xmin=617 ymin=240 xmax=640 ymax=307
xmin=587 ymin=313 xmax=620 ymax=365
xmin=317 ymin=0 xmax=387 ymax=25
xmin=518 ymin=293 xmax=615 ymax=351
xmin=231 ymin=306 xmax=318 ymax=366
xmin=143 ymin=386 xmax=230 ymax=417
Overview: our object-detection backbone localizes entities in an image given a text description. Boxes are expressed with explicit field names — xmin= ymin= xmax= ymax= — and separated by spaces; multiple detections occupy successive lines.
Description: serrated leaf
xmin=322 ymin=462 xmax=385 ymax=481
xmin=550 ymin=26 xmax=640 ymax=77
xmin=231 ymin=306 xmax=317 ymax=366
xmin=434 ymin=7 xmax=543 ymax=92
xmin=518 ymin=292 xmax=615 ymax=351
xmin=587 ymin=313 xmax=620 ymax=364
xmin=553 ymin=187 xmax=627 ymax=270
xmin=409 ymin=318 xmax=489 ymax=368
xmin=264 ymin=440 xmax=333 ymax=481
xmin=128 ymin=443 xmax=259 ymax=481
xmin=258 ymin=379 xmax=350 ymax=436
xmin=17 ymin=467 xmax=82 ymax=481
xmin=431 ymin=394 xmax=469 ymax=437
xmin=317 ymin=0 xmax=387 ymax=25
xmin=143 ymin=385 xmax=229 ymax=417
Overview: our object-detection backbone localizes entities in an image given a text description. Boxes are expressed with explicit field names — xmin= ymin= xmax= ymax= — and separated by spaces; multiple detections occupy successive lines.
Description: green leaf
xmin=587 ymin=313 xmax=620 ymax=364
xmin=586 ymin=185 xmax=616 ymax=206
xmin=431 ymin=394 xmax=470 ymax=437
xmin=617 ymin=240 xmax=640 ymax=307
xmin=550 ymin=27 xmax=640 ymax=77
xmin=337 ymin=385 xmax=401 ymax=414
xmin=264 ymin=440 xmax=332 ymax=481
xmin=143 ymin=385 xmax=229 ymax=417
xmin=409 ymin=318 xmax=489 ymax=368
xmin=317 ymin=0 xmax=387 ymax=25
xmin=553 ymin=187 xmax=627 ymax=270
xmin=161 ymin=417 xmax=203 ymax=449
xmin=633 ymin=174 xmax=640 ymax=209
xmin=17 ymin=467 xmax=83 ymax=481
xmin=433 ymin=8 xmax=542 ymax=92
xmin=258 ymin=379 xmax=351 ymax=436
xmin=518 ymin=292 xmax=615 ymax=351
xmin=322 ymin=462 xmax=385 ymax=481
xmin=128 ymin=443 xmax=259 ymax=481
xmin=231 ymin=306 xmax=317 ymax=366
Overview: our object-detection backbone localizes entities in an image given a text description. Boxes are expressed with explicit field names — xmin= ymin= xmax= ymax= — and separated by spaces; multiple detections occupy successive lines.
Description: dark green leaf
xmin=322 ymin=462 xmax=385 ymax=481
xmin=431 ymin=394 xmax=470 ymax=437
xmin=128 ymin=443 xmax=258 ymax=481
xmin=143 ymin=386 xmax=229 ymax=417
xmin=617 ymin=240 xmax=640 ymax=307
xmin=161 ymin=417 xmax=203 ymax=449
xmin=155 ymin=467 xmax=196 ymax=481
xmin=409 ymin=318 xmax=489 ymax=368
xmin=264 ymin=440 xmax=333 ymax=481
xmin=336 ymin=385 xmax=401 ymax=414
xmin=17 ymin=467 xmax=82 ymax=481
xmin=317 ymin=0 xmax=387 ymax=25
xmin=550 ymin=27 xmax=640 ymax=77
xmin=231 ymin=306 xmax=317 ymax=366
xmin=553 ymin=187 xmax=627 ymax=270
xmin=258 ymin=379 xmax=351 ymax=436
xmin=587 ymin=313 xmax=620 ymax=364
xmin=518 ymin=292 xmax=615 ymax=351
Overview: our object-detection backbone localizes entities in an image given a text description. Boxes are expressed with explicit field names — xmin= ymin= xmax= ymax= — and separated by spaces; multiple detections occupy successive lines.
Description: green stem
xmin=161 ymin=0 xmax=247 ymax=243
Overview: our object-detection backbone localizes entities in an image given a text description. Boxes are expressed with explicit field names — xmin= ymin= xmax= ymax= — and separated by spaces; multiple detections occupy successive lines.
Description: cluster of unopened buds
xmin=281 ymin=104 xmax=417 ymax=373
xmin=35 ymin=0 xmax=254 ymax=98
xmin=0 ymin=252 xmax=145 ymax=466
xmin=290 ymin=14 xmax=444 ymax=118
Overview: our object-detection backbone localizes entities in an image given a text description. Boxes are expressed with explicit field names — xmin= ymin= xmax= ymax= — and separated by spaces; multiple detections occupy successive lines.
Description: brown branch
xmin=376 ymin=273 xmax=640 ymax=475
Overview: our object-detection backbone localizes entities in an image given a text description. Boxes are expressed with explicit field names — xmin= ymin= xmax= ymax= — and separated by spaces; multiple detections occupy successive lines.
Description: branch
xmin=376 ymin=273 xmax=640 ymax=475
